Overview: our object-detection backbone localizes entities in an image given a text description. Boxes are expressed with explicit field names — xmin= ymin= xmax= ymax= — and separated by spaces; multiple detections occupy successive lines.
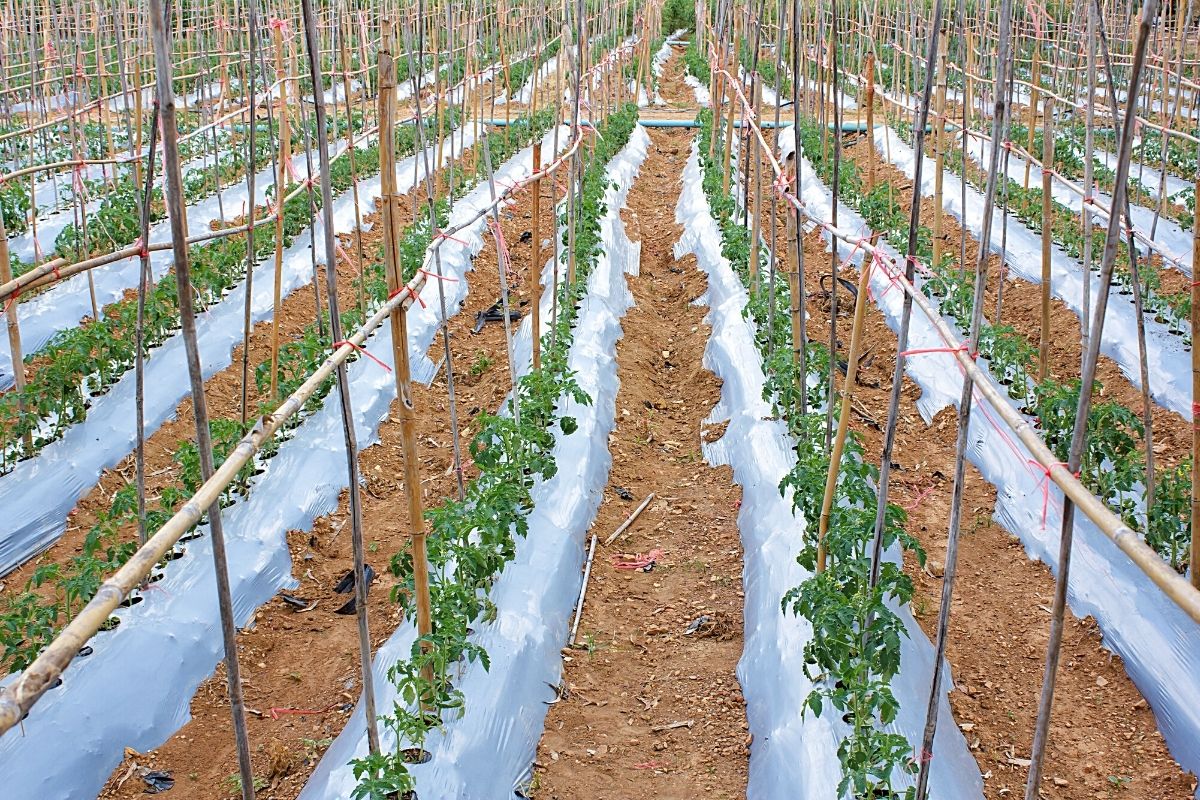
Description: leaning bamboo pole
xmin=269 ymin=21 xmax=291 ymax=400
xmin=1193 ymin=149 xmax=1200 ymax=590
xmin=814 ymin=246 xmax=873 ymax=573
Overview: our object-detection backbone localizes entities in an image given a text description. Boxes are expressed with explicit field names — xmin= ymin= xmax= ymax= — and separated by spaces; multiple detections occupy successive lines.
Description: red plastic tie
xmin=418 ymin=268 xmax=457 ymax=284
xmin=434 ymin=230 xmax=469 ymax=247
xmin=612 ymin=549 xmax=664 ymax=571
xmin=1027 ymin=460 xmax=1077 ymax=528
xmin=898 ymin=343 xmax=977 ymax=360
xmin=388 ymin=283 xmax=426 ymax=309
xmin=2 ymin=287 xmax=21 ymax=314
xmin=902 ymin=484 xmax=937 ymax=512
xmin=333 ymin=340 xmax=391 ymax=372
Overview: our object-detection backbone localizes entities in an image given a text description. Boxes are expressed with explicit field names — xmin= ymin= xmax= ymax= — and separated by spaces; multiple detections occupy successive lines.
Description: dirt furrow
xmin=533 ymin=128 xmax=750 ymax=800
xmin=768 ymin=157 xmax=1195 ymax=797
xmin=98 ymin=148 xmax=553 ymax=800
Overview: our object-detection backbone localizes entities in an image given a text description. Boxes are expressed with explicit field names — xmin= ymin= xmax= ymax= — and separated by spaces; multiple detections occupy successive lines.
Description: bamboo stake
xmin=531 ymin=140 xmax=543 ymax=370
xmin=931 ymin=45 xmax=947 ymax=275
xmin=0 ymin=215 xmax=29 ymax=452
xmin=790 ymin=0 xmax=806 ymax=419
xmin=269 ymin=21 xmax=290 ymax=400
xmin=133 ymin=94 xmax=162 ymax=546
xmin=394 ymin=7 xmax=439 ymax=713
xmin=1193 ymin=148 xmax=1200 ymax=589
xmin=1024 ymin=44 xmax=1040 ymax=189
xmin=1039 ymin=96 xmax=1053 ymax=381
xmin=749 ymin=71 xmax=762 ymax=293
xmin=147 ymin=2 xmax=256 ymax=797
xmin=815 ymin=247 xmax=872 ymax=573
xmin=241 ymin=0 xmax=263 ymax=427
xmin=865 ymin=51 xmax=875 ymax=193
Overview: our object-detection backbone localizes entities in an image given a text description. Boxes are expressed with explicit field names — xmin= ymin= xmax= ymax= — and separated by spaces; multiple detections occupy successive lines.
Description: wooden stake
xmin=269 ymin=22 xmax=290 ymax=400
xmin=815 ymin=252 xmax=872 ymax=573
xmin=1039 ymin=96 xmax=1054 ymax=381
xmin=531 ymin=141 xmax=543 ymax=370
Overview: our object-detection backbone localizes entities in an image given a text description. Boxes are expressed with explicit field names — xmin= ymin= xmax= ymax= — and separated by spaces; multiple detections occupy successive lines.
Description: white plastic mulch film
xmin=0 ymin=129 xmax=475 ymax=578
xmin=875 ymin=125 xmax=1193 ymax=421
xmin=299 ymin=124 xmax=650 ymax=800
xmin=785 ymin=124 xmax=1200 ymax=794
xmin=675 ymin=140 xmax=984 ymax=800
xmin=0 ymin=127 xmax=568 ymax=800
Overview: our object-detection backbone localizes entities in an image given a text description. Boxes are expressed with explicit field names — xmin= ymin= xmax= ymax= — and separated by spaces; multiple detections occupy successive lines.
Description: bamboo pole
xmin=531 ymin=140 xmax=543 ymax=370
xmin=1038 ymin=96 xmax=1053 ymax=381
xmin=147 ymin=2 xmax=256 ymax=797
xmin=865 ymin=52 xmax=875 ymax=193
xmin=790 ymin=0 xmax=806 ymax=418
xmin=1024 ymin=44 xmax=1040 ymax=189
xmin=0 ymin=215 xmax=30 ymax=452
xmin=391 ymin=8 xmax=437 ymax=712
xmin=749 ymin=71 xmax=762 ymax=293
xmin=1193 ymin=157 xmax=1200 ymax=589
xmin=269 ymin=22 xmax=290 ymax=400
xmin=240 ymin=0 xmax=263 ymax=427
xmin=301 ymin=0 xmax=379 ymax=756
xmin=815 ymin=247 xmax=872 ymax=573
xmin=931 ymin=46 xmax=947 ymax=274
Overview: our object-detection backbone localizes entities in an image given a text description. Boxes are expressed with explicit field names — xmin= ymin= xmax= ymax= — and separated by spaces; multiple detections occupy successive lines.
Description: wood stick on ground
xmin=569 ymin=534 xmax=598 ymax=645
xmin=604 ymin=491 xmax=657 ymax=546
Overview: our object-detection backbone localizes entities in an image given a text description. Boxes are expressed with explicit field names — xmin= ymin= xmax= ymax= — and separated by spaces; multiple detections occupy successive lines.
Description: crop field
xmin=0 ymin=0 xmax=1196 ymax=798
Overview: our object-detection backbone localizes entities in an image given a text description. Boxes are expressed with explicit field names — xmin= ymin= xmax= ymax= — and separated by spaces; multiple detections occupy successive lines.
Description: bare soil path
xmin=532 ymin=128 xmax=750 ymax=800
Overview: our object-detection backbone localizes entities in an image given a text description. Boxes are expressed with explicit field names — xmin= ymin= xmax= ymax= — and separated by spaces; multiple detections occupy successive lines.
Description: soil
xmin=0 ymin=150 xmax=469 ymax=609
xmin=532 ymin=127 xmax=750 ymax=800
xmin=7 ymin=41 xmax=1199 ymax=800
xmin=842 ymin=137 xmax=1195 ymax=478
xmin=97 ymin=134 xmax=555 ymax=800
xmin=767 ymin=128 xmax=1196 ymax=797
xmin=658 ymin=44 xmax=698 ymax=107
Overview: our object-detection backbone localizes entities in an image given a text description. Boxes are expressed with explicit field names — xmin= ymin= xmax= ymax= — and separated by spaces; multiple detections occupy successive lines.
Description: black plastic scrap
xmin=472 ymin=300 xmax=524 ymax=334
xmin=333 ymin=563 xmax=377 ymax=615
xmin=142 ymin=771 xmax=174 ymax=793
